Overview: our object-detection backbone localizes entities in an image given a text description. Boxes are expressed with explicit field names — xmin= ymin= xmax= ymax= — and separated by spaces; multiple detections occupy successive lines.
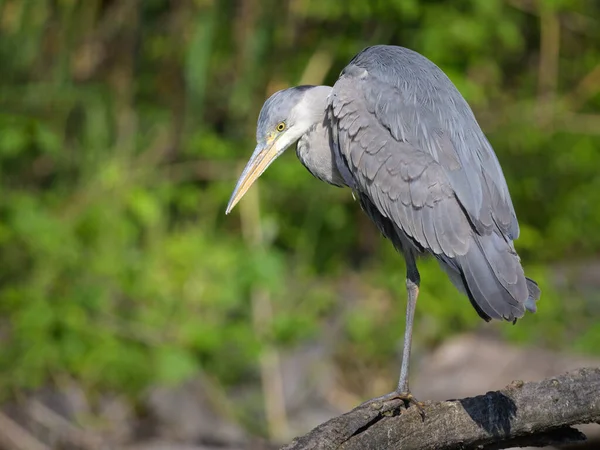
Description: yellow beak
xmin=226 ymin=139 xmax=280 ymax=214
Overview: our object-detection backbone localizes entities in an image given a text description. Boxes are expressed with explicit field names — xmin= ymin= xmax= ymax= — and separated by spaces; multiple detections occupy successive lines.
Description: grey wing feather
xmin=329 ymin=46 xmax=539 ymax=321
xmin=332 ymin=74 xmax=470 ymax=259
xmin=345 ymin=46 xmax=519 ymax=239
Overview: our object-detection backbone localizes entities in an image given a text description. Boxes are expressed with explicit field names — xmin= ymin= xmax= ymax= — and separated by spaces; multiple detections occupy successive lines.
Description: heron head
xmin=226 ymin=85 xmax=330 ymax=214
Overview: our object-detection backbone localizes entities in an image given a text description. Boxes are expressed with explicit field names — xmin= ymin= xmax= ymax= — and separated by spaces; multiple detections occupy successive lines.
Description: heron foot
xmin=359 ymin=390 xmax=425 ymax=419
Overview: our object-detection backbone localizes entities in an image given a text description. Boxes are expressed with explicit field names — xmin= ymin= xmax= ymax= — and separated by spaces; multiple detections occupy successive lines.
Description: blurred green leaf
xmin=155 ymin=347 xmax=199 ymax=385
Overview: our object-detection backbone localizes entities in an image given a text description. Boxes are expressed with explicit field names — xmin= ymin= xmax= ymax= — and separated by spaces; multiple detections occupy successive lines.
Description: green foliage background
xmin=0 ymin=0 xmax=599 ymax=437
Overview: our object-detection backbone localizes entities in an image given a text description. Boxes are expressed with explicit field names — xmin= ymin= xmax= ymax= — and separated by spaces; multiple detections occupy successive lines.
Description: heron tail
xmin=450 ymin=231 xmax=540 ymax=322
xmin=524 ymin=277 xmax=541 ymax=313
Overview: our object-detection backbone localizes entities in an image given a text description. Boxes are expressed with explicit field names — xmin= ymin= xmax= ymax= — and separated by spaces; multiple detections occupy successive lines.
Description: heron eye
xmin=276 ymin=122 xmax=286 ymax=132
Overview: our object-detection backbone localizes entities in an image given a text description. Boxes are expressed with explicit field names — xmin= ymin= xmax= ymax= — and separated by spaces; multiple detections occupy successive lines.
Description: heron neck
xmin=296 ymin=118 xmax=346 ymax=187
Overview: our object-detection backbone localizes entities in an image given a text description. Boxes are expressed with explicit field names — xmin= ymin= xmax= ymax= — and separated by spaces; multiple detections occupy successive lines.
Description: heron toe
xmin=360 ymin=390 xmax=425 ymax=418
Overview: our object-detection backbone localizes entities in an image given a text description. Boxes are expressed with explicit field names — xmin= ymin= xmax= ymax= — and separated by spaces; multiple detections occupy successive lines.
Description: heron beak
xmin=226 ymin=139 xmax=280 ymax=214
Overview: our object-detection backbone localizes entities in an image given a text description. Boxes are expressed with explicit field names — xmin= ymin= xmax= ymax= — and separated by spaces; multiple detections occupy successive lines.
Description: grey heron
xmin=226 ymin=45 xmax=540 ymax=408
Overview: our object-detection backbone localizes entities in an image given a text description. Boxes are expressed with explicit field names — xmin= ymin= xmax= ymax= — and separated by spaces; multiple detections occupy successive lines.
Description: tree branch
xmin=282 ymin=367 xmax=600 ymax=450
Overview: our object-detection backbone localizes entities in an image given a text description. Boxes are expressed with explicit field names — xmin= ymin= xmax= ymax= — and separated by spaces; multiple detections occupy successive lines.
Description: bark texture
xmin=281 ymin=367 xmax=600 ymax=450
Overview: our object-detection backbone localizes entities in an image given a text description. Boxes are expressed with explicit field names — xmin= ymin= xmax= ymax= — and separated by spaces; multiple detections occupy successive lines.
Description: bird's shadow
xmin=458 ymin=392 xmax=517 ymax=436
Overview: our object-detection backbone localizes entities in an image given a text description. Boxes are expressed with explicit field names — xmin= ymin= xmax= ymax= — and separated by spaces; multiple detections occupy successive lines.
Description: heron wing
xmin=335 ymin=46 xmax=519 ymax=240
xmin=329 ymin=75 xmax=471 ymax=258
xmin=328 ymin=46 xmax=528 ymax=320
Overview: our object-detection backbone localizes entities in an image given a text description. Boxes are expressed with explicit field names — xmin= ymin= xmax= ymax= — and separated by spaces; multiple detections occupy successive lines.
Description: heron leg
xmin=356 ymin=256 xmax=424 ymax=416
xmin=397 ymin=257 xmax=420 ymax=394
